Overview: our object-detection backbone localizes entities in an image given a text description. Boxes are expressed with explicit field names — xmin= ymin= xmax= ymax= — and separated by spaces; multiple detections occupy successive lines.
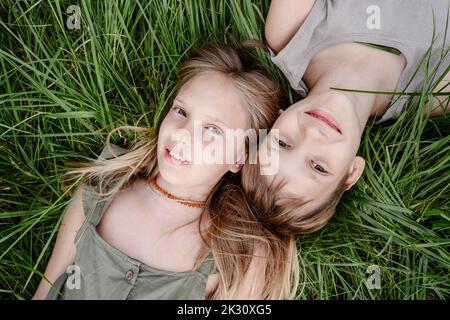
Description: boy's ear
xmin=344 ymin=156 xmax=365 ymax=190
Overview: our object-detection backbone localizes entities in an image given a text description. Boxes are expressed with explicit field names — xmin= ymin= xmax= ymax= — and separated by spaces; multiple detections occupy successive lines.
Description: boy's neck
xmin=305 ymin=45 xmax=406 ymax=120
xmin=309 ymin=82 xmax=374 ymax=133
xmin=303 ymin=43 xmax=406 ymax=121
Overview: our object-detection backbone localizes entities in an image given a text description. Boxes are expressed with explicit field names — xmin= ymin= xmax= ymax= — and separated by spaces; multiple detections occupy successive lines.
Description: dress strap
xmin=196 ymin=252 xmax=218 ymax=277
xmin=74 ymin=142 xmax=127 ymax=245
xmin=74 ymin=184 xmax=110 ymax=245
xmin=86 ymin=185 xmax=116 ymax=227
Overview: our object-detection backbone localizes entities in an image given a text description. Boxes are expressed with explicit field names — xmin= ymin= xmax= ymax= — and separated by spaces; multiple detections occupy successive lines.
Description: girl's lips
xmin=305 ymin=109 xmax=342 ymax=134
xmin=165 ymin=147 xmax=190 ymax=166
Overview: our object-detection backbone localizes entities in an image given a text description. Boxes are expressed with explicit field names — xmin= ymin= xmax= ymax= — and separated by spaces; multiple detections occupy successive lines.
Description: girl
xmin=32 ymin=42 xmax=299 ymax=300
xmin=246 ymin=0 xmax=449 ymax=234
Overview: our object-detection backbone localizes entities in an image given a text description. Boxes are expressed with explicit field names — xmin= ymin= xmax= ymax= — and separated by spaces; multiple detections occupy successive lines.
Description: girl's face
xmin=157 ymin=71 xmax=248 ymax=192
xmin=259 ymin=91 xmax=366 ymax=211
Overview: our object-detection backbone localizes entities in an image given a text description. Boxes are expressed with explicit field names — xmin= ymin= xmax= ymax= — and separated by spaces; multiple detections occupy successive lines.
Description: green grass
xmin=0 ymin=0 xmax=448 ymax=300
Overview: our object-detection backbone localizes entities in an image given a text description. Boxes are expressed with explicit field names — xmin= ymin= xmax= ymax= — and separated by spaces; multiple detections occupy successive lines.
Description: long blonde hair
xmin=60 ymin=42 xmax=299 ymax=299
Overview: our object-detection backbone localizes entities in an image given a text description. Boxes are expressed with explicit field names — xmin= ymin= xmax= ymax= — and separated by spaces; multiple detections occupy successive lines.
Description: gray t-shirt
xmin=269 ymin=0 xmax=450 ymax=123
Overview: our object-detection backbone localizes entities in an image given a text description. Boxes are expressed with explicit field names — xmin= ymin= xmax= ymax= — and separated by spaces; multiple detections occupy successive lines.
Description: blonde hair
xmin=60 ymin=42 xmax=299 ymax=299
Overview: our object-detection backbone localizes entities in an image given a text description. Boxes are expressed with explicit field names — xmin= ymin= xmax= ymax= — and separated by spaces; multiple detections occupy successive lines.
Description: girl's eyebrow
xmin=174 ymin=97 xmax=232 ymax=129
xmin=205 ymin=114 xmax=232 ymax=129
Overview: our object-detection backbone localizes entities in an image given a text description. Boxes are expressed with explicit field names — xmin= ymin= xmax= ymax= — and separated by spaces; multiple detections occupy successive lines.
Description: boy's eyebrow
xmin=174 ymin=97 xmax=233 ymax=129
xmin=310 ymin=171 xmax=334 ymax=184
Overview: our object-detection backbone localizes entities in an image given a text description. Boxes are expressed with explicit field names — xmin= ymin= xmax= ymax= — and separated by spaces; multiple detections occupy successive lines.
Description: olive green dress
xmin=45 ymin=143 xmax=217 ymax=300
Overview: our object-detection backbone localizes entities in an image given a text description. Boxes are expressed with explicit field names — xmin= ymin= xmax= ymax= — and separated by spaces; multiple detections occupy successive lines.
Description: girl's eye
xmin=311 ymin=160 xmax=328 ymax=174
xmin=205 ymin=125 xmax=222 ymax=135
xmin=173 ymin=106 xmax=187 ymax=117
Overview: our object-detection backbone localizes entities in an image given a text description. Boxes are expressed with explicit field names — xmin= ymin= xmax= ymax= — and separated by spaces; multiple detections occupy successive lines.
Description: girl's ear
xmin=344 ymin=156 xmax=365 ymax=190
xmin=229 ymin=151 xmax=248 ymax=173
xmin=229 ymin=163 xmax=243 ymax=173
xmin=279 ymin=109 xmax=284 ymax=115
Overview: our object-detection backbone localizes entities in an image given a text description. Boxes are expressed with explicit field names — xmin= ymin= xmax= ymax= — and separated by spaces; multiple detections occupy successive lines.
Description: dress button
xmin=125 ymin=270 xmax=134 ymax=281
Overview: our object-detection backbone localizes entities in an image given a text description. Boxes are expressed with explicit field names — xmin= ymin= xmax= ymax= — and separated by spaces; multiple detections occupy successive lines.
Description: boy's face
xmin=157 ymin=71 xmax=248 ymax=192
xmin=259 ymin=91 xmax=366 ymax=211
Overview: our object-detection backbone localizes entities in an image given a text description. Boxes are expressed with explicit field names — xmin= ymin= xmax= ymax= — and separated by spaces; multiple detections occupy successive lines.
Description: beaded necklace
xmin=148 ymin=178 xmax=206 ymax=209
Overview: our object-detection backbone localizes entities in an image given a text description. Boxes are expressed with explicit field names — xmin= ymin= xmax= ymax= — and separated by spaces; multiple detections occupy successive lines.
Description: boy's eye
xmin=205 ymin=125 xmax=222 ymax=135
xmin=173 ymin=106 xmax=187 ymax=117
xmin=278 ymin=139 xmax=288 ymax=148
xmin=272 ymin=135 xmax=290 ymax=149
xmin=311 ymin=160 xmax=328 ymax=174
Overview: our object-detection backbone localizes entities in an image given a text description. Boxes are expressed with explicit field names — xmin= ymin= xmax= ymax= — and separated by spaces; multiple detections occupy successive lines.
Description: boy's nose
xmin=297 ymin=112 xmax=327 ymax=143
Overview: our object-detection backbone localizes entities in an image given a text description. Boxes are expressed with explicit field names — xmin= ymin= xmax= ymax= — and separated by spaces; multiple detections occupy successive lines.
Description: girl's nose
xmin=171 ymin=127 xmax=191 ymax=145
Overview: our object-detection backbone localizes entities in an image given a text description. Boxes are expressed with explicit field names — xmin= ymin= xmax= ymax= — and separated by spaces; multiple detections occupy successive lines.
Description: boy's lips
xmin=165 ymin=146 xmax=190 ymax=165
xmin=305 ymin=109 xmax=342 ymax=134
